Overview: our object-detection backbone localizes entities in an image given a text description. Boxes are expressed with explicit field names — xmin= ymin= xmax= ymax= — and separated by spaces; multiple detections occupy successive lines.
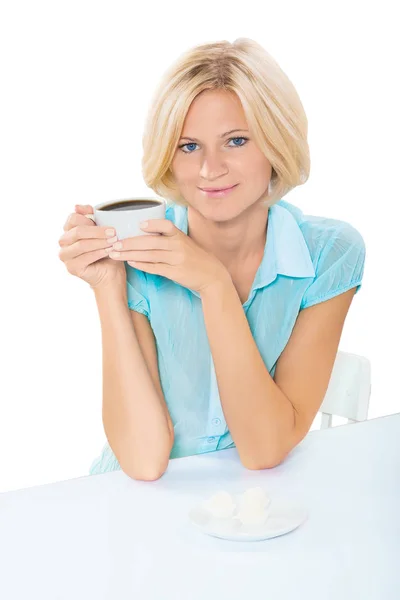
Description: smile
xmin=199 ymin=184 xmax=239 ymax=198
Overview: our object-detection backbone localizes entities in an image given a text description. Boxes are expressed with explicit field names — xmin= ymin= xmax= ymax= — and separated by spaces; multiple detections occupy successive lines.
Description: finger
xmin=75 ymin=204 xmax=94 ymax=214
xmin=109 ymin=249 xmax=172 ymax=264
xmin=113 ymin=234 xmax=170 ymax=252
xmin=75 ymin=205 xmax=96 ymax=223
xmin=59 ymin=225 xmax=117 ymax=247
xmin=140 ymin=219 xmax=178 ymax=237
xmin=64 ymin=247 xmax=115 ymax=275
xmin=127 ymin=261 xmax=168 ymax=276
xmin=83 ymin=213 xmax=96 ymax=222
xmin=63 ymin=212 xmax=96 ymax=232
xmin=59 ymin=237 xmax=117 ymax=261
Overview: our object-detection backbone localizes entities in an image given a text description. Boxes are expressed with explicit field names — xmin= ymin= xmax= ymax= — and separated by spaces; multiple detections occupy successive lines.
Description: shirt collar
xmin=169 ymin=200 xmax=315 ymax=296
xmin=253 ymin=201 xmax=315 ymax=291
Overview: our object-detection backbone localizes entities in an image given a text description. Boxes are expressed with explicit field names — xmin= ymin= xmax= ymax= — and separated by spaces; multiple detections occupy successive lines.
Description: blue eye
xmin=229 ymin=137 xmax=248 ymax=147
xmin=178 ymin=136 xmax=249 ymax=154
xmin=183 ymin=142 xmax=198 ymax=153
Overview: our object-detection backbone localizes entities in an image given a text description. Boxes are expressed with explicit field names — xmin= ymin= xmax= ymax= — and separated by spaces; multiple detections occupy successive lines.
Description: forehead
xmin=182 ymin=90 xmax=247 ymax=131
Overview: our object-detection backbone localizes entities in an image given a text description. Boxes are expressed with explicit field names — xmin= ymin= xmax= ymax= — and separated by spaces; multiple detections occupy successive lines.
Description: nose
xmin=199 ymin=151 xmax=229 ymax=181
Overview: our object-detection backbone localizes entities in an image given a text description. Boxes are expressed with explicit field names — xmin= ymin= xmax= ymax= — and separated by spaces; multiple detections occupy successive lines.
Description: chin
xmin=200 ymin=203 xmax=245 ymax=223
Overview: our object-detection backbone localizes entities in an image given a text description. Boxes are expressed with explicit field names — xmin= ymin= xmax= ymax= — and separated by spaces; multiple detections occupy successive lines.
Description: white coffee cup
xmin=91 ymin=197 xmax=166 ymax=239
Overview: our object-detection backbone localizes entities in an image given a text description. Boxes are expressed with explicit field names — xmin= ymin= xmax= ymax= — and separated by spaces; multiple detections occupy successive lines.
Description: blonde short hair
xmin=141 ymin=38 xmax=310 ymax=208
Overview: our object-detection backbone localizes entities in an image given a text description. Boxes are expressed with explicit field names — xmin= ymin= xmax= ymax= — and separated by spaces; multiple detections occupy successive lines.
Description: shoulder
xmin=278 ymin=199 xmax=366 ymax=266
xmin=277 ymin=200 xmax=366 ymax=309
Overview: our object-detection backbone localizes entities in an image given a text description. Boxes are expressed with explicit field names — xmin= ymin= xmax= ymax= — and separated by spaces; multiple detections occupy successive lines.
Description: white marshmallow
xmin=204 ymin=490 xmax=236 ymax=519
xmin=236 ymin=487 xmax=271 ymax=525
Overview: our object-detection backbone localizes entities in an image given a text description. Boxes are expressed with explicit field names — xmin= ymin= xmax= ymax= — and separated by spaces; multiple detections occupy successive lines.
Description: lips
xmin=200 ymin=184 xmax=237 ymax=192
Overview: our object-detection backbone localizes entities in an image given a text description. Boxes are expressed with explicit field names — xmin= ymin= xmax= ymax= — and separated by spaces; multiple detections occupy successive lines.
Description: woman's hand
xmin=108 ymin=219 xmax=231 ymax=293
xmin=58 ymin=204 xmax=127 ymax=290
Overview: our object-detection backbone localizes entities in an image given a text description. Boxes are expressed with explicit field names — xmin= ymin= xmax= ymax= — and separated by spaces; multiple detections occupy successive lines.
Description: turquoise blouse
xmin=89 ymin=199 xmax=366 ymax=475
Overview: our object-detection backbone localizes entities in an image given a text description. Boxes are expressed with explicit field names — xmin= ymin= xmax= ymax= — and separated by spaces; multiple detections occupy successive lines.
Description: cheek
xmin=171 ymin=155 xmax=189 ymax=178
xmin=172 ymin=160 xmax=198 ymax=186
xmin=246 ymin=157 xmax=272 ymax=185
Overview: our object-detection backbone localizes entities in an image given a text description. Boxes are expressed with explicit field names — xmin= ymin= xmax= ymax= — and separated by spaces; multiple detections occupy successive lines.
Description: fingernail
xmin=140 ymin=221 xmax=148 ymax=229
xmin=105 ymin=229 xmax=115 ymax=237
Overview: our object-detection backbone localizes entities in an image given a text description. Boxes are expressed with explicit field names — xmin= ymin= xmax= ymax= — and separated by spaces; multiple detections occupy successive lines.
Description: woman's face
xmin=170 ymin=89 xmax=272 ymax=222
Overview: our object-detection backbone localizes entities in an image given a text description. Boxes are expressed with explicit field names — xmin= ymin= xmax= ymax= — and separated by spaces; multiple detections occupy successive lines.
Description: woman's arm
xmin=94 ymin=282 xmax=174 ymax=480
xmin=200 ymin=278 xmax=356 ymax=470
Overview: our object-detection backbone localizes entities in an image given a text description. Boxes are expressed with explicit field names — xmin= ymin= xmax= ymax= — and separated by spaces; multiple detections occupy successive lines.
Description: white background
xmin=0 ymin=0 xmax=398 ymax=494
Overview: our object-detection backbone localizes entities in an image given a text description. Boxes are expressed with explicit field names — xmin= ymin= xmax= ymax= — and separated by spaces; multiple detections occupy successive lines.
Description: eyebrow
xmin=179 ymin=129 xmax=249 ymax=142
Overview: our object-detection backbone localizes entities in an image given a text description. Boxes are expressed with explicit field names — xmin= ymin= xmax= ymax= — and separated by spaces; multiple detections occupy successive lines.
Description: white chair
xmin=319 ymin=351 xmax=371 ymax=429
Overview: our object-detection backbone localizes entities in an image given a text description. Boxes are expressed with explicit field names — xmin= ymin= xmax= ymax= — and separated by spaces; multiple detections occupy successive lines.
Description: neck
xmin=187 ymin=203 xmax=269 ymax=272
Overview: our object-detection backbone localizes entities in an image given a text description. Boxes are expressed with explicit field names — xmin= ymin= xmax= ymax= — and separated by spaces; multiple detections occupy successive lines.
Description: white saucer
xmin=188 ymin=498 xmax=308 ymax=542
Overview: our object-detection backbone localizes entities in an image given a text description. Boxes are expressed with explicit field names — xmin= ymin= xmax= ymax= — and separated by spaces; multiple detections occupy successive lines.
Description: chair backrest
xmin=319 ymin=351 xmax=371 ymax=429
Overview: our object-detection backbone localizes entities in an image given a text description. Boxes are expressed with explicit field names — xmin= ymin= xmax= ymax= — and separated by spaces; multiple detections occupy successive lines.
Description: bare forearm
xmin=200 ymin=278 xmax=295 ymax=469
xmin=94 ymin=283 xmax=173 ymax=479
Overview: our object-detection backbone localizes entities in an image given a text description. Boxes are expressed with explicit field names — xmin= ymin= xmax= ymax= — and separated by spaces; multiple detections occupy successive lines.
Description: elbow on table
xmin=118 ymin=432 xmax=174 ymax=482
xmin=122 ymin=461 xmax=169 ymax=482
xmin=240 ymin=450 xmax=288 ymax=471
xmin=120 ymin=449 xmax=172 ymax=482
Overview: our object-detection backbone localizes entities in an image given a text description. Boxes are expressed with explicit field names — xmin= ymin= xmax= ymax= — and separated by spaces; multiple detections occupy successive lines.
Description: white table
xmin=0 ymin=414 xmax=399 ymax=600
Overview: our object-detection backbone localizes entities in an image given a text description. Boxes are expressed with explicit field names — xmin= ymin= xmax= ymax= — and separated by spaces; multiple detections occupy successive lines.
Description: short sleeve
xmin=300 ymin=223 xmax=366 ymax=310
xmin=125 ymin=263 xmax=150 ymax=318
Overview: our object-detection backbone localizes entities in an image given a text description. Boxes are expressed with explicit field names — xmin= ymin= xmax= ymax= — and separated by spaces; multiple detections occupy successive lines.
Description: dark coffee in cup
xmin=100 ymin=199 xmax=161 ymax=212
xmin=93 ymin=196 xmax=166 ymax=239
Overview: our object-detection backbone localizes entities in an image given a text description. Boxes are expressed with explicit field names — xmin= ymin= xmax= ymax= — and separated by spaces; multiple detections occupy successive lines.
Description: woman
xmin=58 ymin=38 xmax=366 ymax=480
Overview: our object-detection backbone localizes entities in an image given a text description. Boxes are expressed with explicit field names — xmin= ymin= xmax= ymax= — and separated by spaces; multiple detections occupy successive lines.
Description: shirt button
xmin=212 ymin=418 xmax=221 ymax=426
xmin=207 ymin=437 xmax=216 ymax=443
